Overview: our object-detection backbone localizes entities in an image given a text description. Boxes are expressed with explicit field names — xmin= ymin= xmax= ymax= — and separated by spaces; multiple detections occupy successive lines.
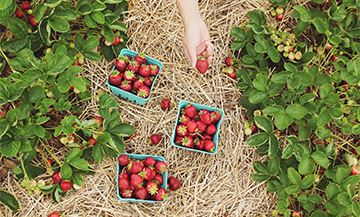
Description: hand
xmin=182 ymin=19 xmax=214 ymax=71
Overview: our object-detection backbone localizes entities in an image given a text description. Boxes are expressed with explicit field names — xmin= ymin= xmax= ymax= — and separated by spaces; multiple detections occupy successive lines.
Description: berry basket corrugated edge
xmin=116 ymin=153 xmax=167 ymax=203
xmin=106 ymin=49 xmax=163 ymax=105
xmin=171 ymin=101 xmax=224 ymax=155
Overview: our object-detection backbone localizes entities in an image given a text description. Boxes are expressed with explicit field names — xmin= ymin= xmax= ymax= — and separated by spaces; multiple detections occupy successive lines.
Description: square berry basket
xmin=116 ymin=153 xmax=167 ymax=203
xmin=106 ymin=49 xmax=163 ymax=105
xmin=171 ymin=101 xmax=224 ymax=155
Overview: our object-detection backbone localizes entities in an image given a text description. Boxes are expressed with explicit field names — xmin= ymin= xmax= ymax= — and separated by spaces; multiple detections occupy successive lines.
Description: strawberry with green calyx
xmin=29 ymin=16 xmax=39 ymax=26
xmin=115 ymin=56 xmax=128 ymax=72
xmin=198 ymin=109 xmax=210 ymax=118
xmin=120 ymin=80 xmax=132 ymax=92
xmin=186 ymin=120 xmax=198 ymax=133
xmin=67 ymin=134 xmax=75 ymax=144
xmin=351 ymin=165 xmax=359 ymax=175
xmin=137 ymin=85 xmax=150 ymax=98
xmin=331 ymin=55 xmax=338 ymax=61
xmin=185 ymin=104 xmax=197 ymax=118
xmin=150 ymin=64 xmax=160 ymax=76
xmin=88 ymin=138 xmax=97 ymax=146
xmin=155 ymin=188 xmax=168 ymax=201
xmin=181 ymin=135 xmax=194 ymax=148
xmin=153 ymin=174 xmax=163 ymax=185
xmin=196 ymin=56 xmax=209 ymax=74
xmin=124 ymin=70 xmax=135 ymax=81
xmin=60 ymin=180 xmax=72 ymax=192
xmin=206 ymin=124 xmax=217 ymax=135
xmin=48 ymin=212 xmax=60 ymax=217
xmin=139 ymin=167 xmax=154 ymax=181
xmin=139 ymin=64 xmax=151 ymax=77
xmin=200 ymin=112 xmax=212 ymax=125
xmin=15 ymin=9 xmax=24 ymax=18
xmin=47 ymin=158 xmax=54 ymax=166
xmin=130 ymin=174 xmax=144 ymax=187
xmin=194 ymin=138 xmax=205 ymax=150
xmin=292 ymin=211 xmax=301 ymax=217
xmin=109 ymin=70 xmax=122 ymax=86
xmin=275 ymin=7 xmax=284 ymax=15
xmin=121 ymin=189 xmax=133 ymax=198
xmin=113 ymin=37 xmax=120 ymax=46
xmin=133 ymin=78 xmax=145 ymax=91
xmin=21 ymin=2 xmax=32 ymax=12
xmin=154 ymin=161 xmax=167 ymax=174
xmin=131 ymin=160 xmax=144 ymax=174
xmin=168 ymin=176 xmax=181 ymax=191
xmin=95 ymin=116 xmax=104 ymax=125
xmin=211 ymin=111 xmax=222 ymax=123
xmin=144 ymin=76 xmax=153 ymax=86
xmin=319 ymin=169 xmax=325 ymax=175
xmin=135 ymin=186 xmax=147 ymax=200
xmin=176 ymin=124 xmax=188 ymax=136
xmin=204 ymin=140 xmax=216 ymax=152
xmin=179 ymin=114 xmax=190 ymax=125
xmin=160 ymin=98 xmax=173 ymax=111
xmin=174 ymin=135 xmax=183 ymax=145
xmin=118 ymin=178 xmax=130 ymax=190
xmin=145 ymin=181 xmax=158 ymax=195
xmin=119 ymin=170 xmax=129 ymax=179
xmin=118 ymin=154 xmax=130 ymax=166
xmin=127 ymin=60 xmax=140 ymax=72
xmin=52 ymin=172 xmax=62 ymax=184
xmin=144 ymin=157 xmax=156 ymax=167
xmin=135 ymin=53 xmax=146 ymax=64
xmin=276 ymin=13 xmax=284 ymax=20
xmin=222 ymin=66 xmax=236 ymax=78
xmin=150 ymin=134 xmax=162 ymax=144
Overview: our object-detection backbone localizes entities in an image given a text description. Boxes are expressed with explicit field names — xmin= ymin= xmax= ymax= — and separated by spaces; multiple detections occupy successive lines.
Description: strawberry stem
xmin=40 ymin=139 xmax=62 ymax=166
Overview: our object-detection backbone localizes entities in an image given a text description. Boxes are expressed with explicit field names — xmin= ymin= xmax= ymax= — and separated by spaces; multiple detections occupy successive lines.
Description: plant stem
xmin=331 ymin=135 xmax=356 ymax=149
xmin=19 ymin=153 xmax=29 ymax=180
xmin=39 ymin=139 xmax=62 ymax=166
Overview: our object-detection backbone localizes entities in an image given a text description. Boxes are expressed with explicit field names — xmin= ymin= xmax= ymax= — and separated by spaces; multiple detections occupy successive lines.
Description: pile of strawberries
xmin=118 ymin=154 xmax=180 ymax=201
xmin=108 ymin=53 xmax=160 ymax=99
xmin=174 ymin=103 xmax=222 ymax=153
xmin=14 ymin=1 xmax=40 ymax=26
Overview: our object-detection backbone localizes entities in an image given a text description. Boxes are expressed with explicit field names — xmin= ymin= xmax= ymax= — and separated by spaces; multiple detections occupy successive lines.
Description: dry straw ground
xmin=1 ymin=0 xmax=281 ymax=216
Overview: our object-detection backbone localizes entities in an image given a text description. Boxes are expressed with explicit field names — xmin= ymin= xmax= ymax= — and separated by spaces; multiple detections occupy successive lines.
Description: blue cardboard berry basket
xmin=116 ymin=153 xmax=167 ymax=203
xmin=171 ymin=101 xmax=224 ymax=155
xmin=107 ymin=49 xmax=163 ymax=105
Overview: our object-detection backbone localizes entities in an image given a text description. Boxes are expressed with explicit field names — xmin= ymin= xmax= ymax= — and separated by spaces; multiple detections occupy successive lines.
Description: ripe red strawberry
xmin=325 ymin=44 xmax=332 ymax=50
xmin=133 ymin=78 xmax=144 ymax=91
xmin=186 ymin=120 xmax=198 ymax=133
xmin=127 ymin=60 xmax=140 ymax=72
xmin=95 ymin=116 xmax=103 ymax=124
xmin=228 ymin=70 xmax=236 ymax=78
xmin=275 ymin=13 xmax=284 ymax=20
xmin=15 ymin=9 xmax=23 ymax=18
xmin=181 ymin=135 xmax=194 ymax=148
xmin=179 ymin=114 xmax=190 ymax=125
xmin=196 ymin=56 xmax=209 ymax=74
xmin=145 ymin=181 xmax=158 ymax=195
xmin=47 ymin=158 xmax=53 ymax=166
xmin=150 ymin=168 xmax=157 ymax=181
xmin=206 ymin=124 xmax=217 ymax=135
xmin=252 ymin=124 xmax=258 ymax=134
xmin=118 ymin=178 xmax=130 ymax=190
xmin=60 ymin=180 xmax=72 ymax=192
xmin=124 ymin=70 xmax=135 ymax=81
xmin=292 ymin=211 xmax=301 ymax=217
xmin=153 ymin=174 xmax=163 ymax=185
xmin=174 ymin=135 xmax=183 ymax=144
xmin=129 ymin=183 xmax=136 ymax=191
xmin=211 ymin=111 xmax=221 ymax=123
xmin=201 ymin=112 xmax=212 ymax=125
xmin=52 ymin=172 xmax=62 ymax=184
xmin=203 ymin=134 xmax=213 ymax=141
xmin=119 ymin=170 xmax=129 ymax=179
xmin=331 ymin=55 xmax=338 ymax=61
xmin=168 ymin=176 xmax=181 ymax=191
xmin=139 ymin=167 xmax=153 ymax=181
xmin=130 ymin=174 xmax=144 ymax=187
xmin=176 ymin=124 xmax=188 ymax=136
xmin=137 ymin=85 xmax=150 ymax=98
xmin=319 ymin=169 xmax=325 ymax=175
xmin=135 ymin=186 xmax=147 ymax=200
xmin=29 ymin=16 xmax=39 ymax=26
xmin=144 ymin=76 xmax=153 ymax=86
xmin=113 ymin=37 xmax=120 ymax=46
xmin=109 ymin=70 xmax=122 ymax=86
xmin=155 ymin=188 xmax=168 ymax=201
xmin=351 ymin=148 xmax=358 ymax=156
xmin=160 ymin=98 xmax=172 ymax=111
xmin=154 ymin=161 xmax=167 ymax=174
xmin=139 ymin=64 xmax=151 ymax=77
xmin=120 ymin=80 xmax=132 ymax=91
xmin=185 ymin=104 xmax=197 ymax=118
xmin=225 ymin=56 xmax=232 ymax=66
xmin=150 ymin=134 xmax=162 ymax=144
xmin=0 ymin=112 xmax=5 ymax=118
xmin=121 ymin=189 xmax=133 ymax=198
xmin=21 ymin=2 xmax=32 ymax=12
xmin=150 ymin=64 xmax=160 ymax=76
xmin=88 ymin=138 xmax=97 ymax=146
xmin=351 ymin=165 xmax=359 ymax=175
xmin=131 ymin=161 xmax=144 ymax=174
xmin=199 ymin=109 xmax=210 ymax=118
xmin=135 ymin=53 xmax=146 ymax=64
xmin=118 ymin=154 xmax=130 ymax=166
xmin=195 ymin=139 xmax=205 ymax=150
xmin=115 ymin=56 xmax=128 ymax=72
xmin=48 ymin=212 xmax=60 ymax=217
xmin=204 ymin=140 xmax=216 ymax=152
xmin=144 ymin=157 xmax=156 ymax=167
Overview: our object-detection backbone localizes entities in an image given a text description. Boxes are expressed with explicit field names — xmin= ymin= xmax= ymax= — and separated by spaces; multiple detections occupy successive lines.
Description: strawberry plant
xmin=230 ymin=1 xmax=360 ymax=216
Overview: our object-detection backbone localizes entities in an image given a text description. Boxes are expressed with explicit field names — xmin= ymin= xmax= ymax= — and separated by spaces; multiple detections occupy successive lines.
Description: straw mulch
xmin=1 ymin=0 xmax=280 ymax=216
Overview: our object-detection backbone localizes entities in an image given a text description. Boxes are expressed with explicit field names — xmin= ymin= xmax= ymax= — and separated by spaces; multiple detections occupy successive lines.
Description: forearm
xmin=176 ymin=0 xmax=202 ymax=27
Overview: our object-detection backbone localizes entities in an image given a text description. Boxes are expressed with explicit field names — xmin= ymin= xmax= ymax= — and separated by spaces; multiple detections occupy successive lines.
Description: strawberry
xmin=351 ymin=148 xmax=358 ymax=156
xmin=319 ymin=0 xmax=329 ymax=7
xmin=135 ymin=53 xmax=146 ymax=64
xmin=204 ymin=140 xmax=216 ymax=152
xmin=144 ymin=157 xmax=156 ymax=167
xmin=131 ymin=161 xmax=144 ymax=174
xmin=228 ymin=70 xmax=236 ymax=78
xmin=150 ymin=64 xmax=160 ymax=76
xmin=211 ymin=111 xmax=221 ymax=123
xmin=203 ymin=134 xmax=213 ymax=141
xmin=160 ymin=98 xmax=172 ymax=111
xmin=109 ymin=70 xmax=122 ymax=86
xmin=75 ymin=61 xmax=80 ymax=66
xmin=121 ymin=189 xmax=133 ymax=198
xmin=88 ymin=138 xmax=97 ymax=146
xmin=124 ymin=55 xmax=131 ymax=61
xmin=130 ymin=174 xmax=144 ymax=187
xmin=351 ymin=165 xmax=359 ymax=175
xmin=139 ymin=64 xmax=151 ymax=77
xmin=174 ymin=135 xmax=183 ymax=144
xmin=144 ymin=76 xmax=153 ymax=86
xmin=155 ymin=188 xmax=168 ymax=201
xmin=21 ymin=2 xmax=32 ymax=12
xmin=95 ymin=116 xmax=104 ymax=124
xmin=195 ymin=139 xmax=205 ymax=150
xmin=206 ymin=124 xmax=217 ymax=135
xmin=181 ymin=135 xmax=194 ymax=148
xmin=60 ymin=180 xmax=72 ymax=192
xmin=150 ymin=134 xmax=162 ymax=144
xmin=15 ymin=9 xmax=23 ymax=18
xmin=168 ymin=176 xmax=181 ymax=191
xmin=98 ymin=36 xmax=102 ymax=43
xmin=115 ymin=56 xmax=128 ymax=72
xmin=292 ymin=211 xmax=301 ymax=217
xmin=325 ymin=44 xmax=332 ymax=50
xmin=153 ymin=174 xmax=163 ymax=185
xmin=52 ymin=172 xmax=62 ymax=184
xmin=29 ymin=16 xmax=39 ymax=26
xmin=200 ymin=113 xmax=212 ymax=125
xmin=199 ymin=109 xmax=210 ymax=118
xmin=47 ymin=158 xmax=53 ymax=166
xmin=225 ymin=56 xmax=232 ymax=66
xmin=185 ymin=104 xmax=197 ymax=118
xmin=179 ymin=114 xmax=190 ymax=125
xmin=176 ymin=124 xmax=188 ymax=136
xmin=275 ymin=13 xmax=284 ymax=20
xmin=135 ymin=186 xmax=147 ymax=200
xmin=137 ymin=85 xmax=150 ymax=98
xmin=331 ymin=55 xmax=338 ymax=61
xmin=0 ymin=112 xmax=5 ymax=118
xmin=252 ymin=124 xmax=258 ymax=134
xmin=127 ymin=60 xmax=140 ymax=72
xmin=196 ymin=56 xmax=208 ymax=74
xmin=67 ymin=134 xmax=75 ymax=144
xmin=113 ymin=37 xmax=120 ymax=46
xmin=118 ymin=178 xmax=130 ymax=190
xmin=48 ymin=212 xmax=60 ymax=217
xmin=319 ymin=169 xmax=325 ymax=175
xmin=118 ymin=154 xmax=130 ymax=166
xmin=139 ymin=167 xmax=153 ymax=181
xmin=120 ymin=80 xmax=132 ymax=92
xmin=119 ymin=170 xmax=129 ymax=179
xmin=124 ymin=70 xmax=135 ymax=81
xmin=133 ymin=78 xmax=144 ymax=91
xmin=150 ymin=168 xmax=157 ymax=181
xmin=145 ymin=181 xmax=158 ymax=195
xmin=154 ymin=161 xmax=167 ymax=174
xmin=186 ymin=120 xmax=198 ymax=133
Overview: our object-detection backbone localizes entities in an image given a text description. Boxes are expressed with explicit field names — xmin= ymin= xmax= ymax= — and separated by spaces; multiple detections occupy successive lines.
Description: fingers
xmin=204 ymin=41 xmax=214 ymax=64
xmin=188 ymin=46 xmax=197 ymax=68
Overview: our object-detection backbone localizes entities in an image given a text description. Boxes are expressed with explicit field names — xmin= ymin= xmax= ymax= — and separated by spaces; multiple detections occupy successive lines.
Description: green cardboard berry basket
xmin=171 ymin=101 xmax=224 ymax=155
xmin=107 ymin=49 xmax=163 ymax=105
xmin=116 ymin=153 xmax=167 ymax=203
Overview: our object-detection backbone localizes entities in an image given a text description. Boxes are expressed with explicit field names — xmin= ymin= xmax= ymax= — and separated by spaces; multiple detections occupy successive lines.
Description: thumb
xmin=188 ymin=47 xmax=197 ymax=68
